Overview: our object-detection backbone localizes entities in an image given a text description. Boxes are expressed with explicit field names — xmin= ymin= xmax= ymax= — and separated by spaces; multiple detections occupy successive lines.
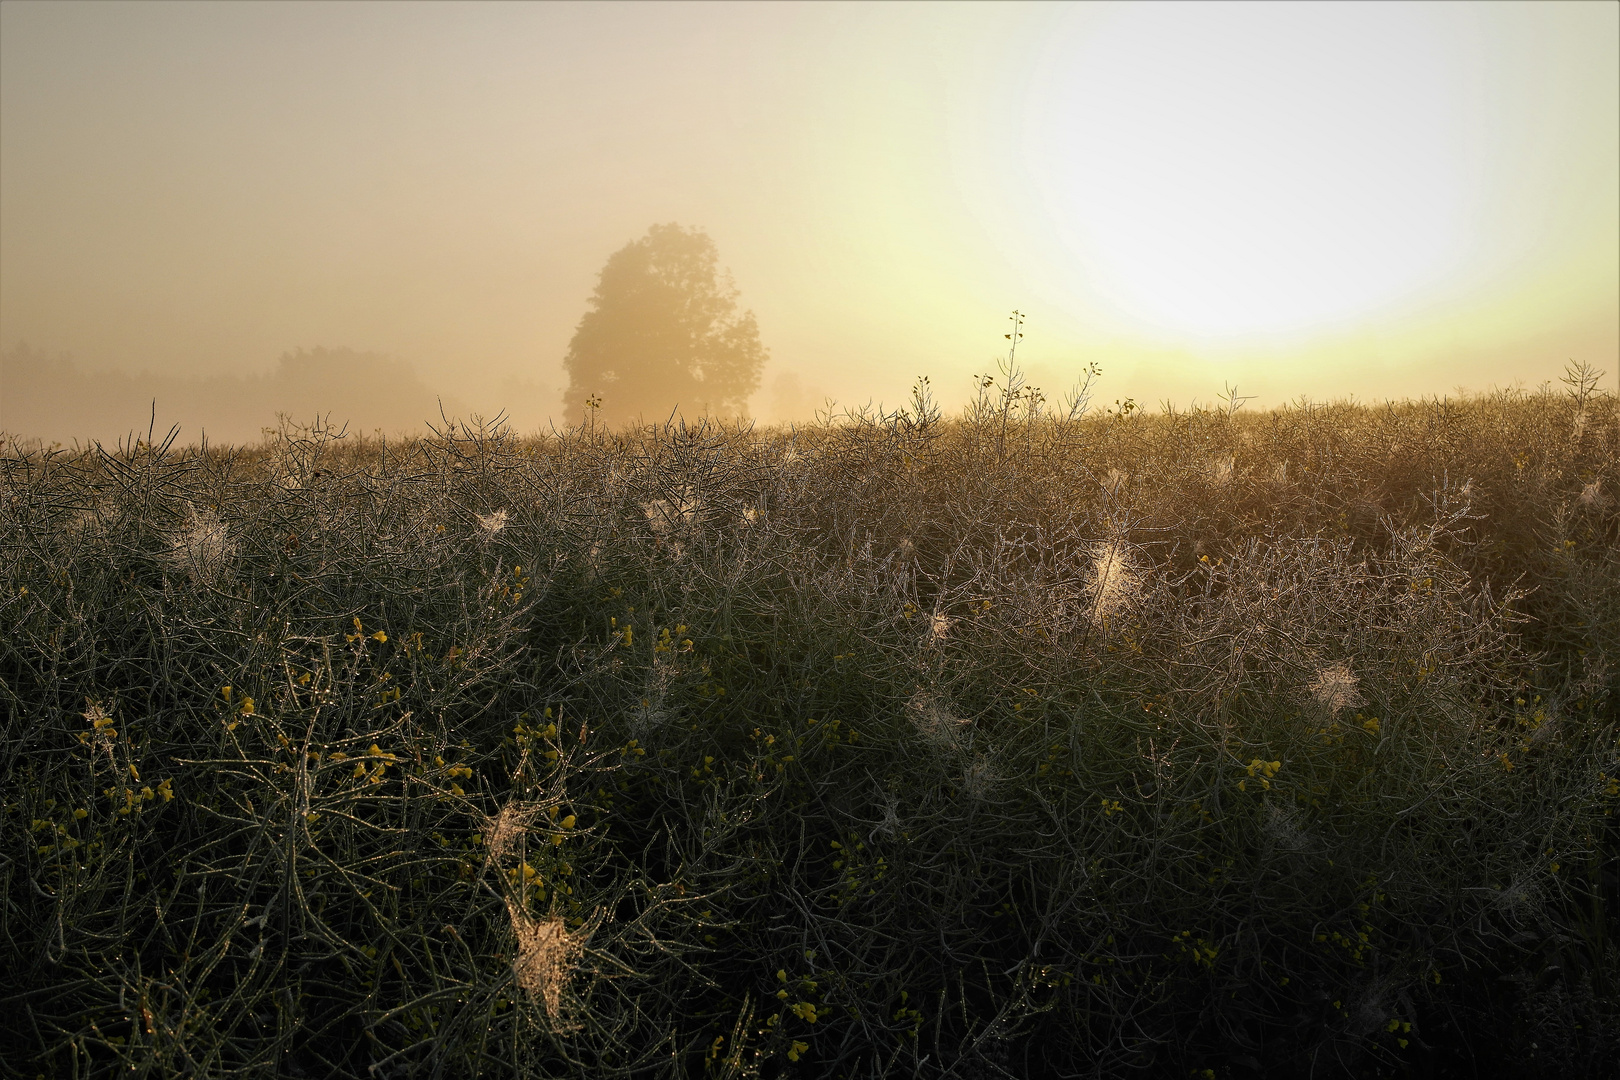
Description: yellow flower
xmin=787 ymin=1039 xmax=809 ymax=1061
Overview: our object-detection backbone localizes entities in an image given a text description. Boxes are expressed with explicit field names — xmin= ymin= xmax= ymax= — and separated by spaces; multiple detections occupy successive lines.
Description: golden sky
xmin=1 ymin=0 xmax=1615 ymax=431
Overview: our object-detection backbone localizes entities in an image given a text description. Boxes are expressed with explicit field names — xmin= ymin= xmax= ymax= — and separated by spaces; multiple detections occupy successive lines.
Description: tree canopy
xmin=562 ymin=224 xmax=766 ymax=427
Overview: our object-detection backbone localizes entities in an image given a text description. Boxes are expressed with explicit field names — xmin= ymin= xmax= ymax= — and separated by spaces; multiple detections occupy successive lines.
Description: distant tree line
xmin=1 ymin=346 xmax=460 ymax=446
xmin=6 ymin=224 xmax=770 ymax=444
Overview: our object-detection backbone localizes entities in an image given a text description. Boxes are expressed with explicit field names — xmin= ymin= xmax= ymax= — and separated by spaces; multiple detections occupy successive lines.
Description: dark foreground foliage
xmin=3 ymin=370 xmax=1617 ymax=1078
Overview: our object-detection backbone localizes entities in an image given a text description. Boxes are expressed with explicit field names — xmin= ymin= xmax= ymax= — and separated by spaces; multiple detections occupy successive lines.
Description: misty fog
xmin=2 ymin=346 xmax=469 ymax=446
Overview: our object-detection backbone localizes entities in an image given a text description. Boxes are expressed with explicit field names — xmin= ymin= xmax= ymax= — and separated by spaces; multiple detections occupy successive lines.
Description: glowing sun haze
xmin=1030 ymin=3 xmax=1481 ymax=340
xmin=1 ymin=0 xmax=1614 ymax=437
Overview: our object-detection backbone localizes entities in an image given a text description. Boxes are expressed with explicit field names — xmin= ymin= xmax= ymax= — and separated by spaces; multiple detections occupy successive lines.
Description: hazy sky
xmin=2 ymin=0 xmax=1616 ymax=427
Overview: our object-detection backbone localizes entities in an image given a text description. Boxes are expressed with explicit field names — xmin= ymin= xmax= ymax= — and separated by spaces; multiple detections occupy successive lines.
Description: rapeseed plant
xmin=3 ymin=364 xmax=1615 ymax=1078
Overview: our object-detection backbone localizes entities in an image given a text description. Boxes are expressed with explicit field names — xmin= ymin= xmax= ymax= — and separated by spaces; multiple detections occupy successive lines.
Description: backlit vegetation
xmin=2 ymin=363 xmax=1617 ymax=1077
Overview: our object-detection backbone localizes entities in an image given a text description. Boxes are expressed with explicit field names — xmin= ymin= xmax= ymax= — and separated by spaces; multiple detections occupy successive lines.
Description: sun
xmin=1022 ymin=2 xmax=1485 ymax=344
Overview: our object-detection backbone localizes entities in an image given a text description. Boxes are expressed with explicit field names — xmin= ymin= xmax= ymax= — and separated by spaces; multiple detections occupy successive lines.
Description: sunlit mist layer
xmin=1 ymin=0 xmax=1614 ymax=441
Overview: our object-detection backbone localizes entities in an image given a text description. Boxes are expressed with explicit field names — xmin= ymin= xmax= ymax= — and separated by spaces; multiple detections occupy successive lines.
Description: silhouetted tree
xmin=562 ymin=224 xmax=766 ymax=426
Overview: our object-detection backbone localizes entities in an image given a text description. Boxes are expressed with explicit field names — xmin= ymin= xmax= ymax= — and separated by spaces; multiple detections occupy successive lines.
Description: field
xmin=3 ymin=368 xmax=1617 ymax=1078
